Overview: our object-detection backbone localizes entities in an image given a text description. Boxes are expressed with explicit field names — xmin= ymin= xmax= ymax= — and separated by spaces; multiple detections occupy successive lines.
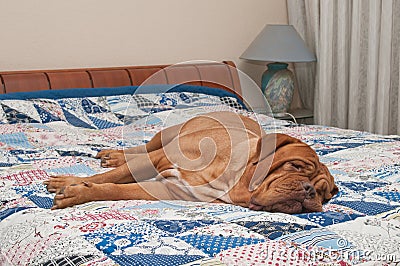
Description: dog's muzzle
xmin=249 ymin=181 xmax=321 ymax=213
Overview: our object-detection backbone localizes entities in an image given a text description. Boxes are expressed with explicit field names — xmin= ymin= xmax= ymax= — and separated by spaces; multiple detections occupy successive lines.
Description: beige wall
xmin=0 ymin=0 xmax=287 ymax=70
xmin=0 ymin=0 xmax=288 ymax=109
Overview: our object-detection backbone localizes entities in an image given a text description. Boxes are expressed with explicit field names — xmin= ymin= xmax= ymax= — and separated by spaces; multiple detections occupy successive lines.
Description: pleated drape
xmin=288 ymin=0 xmax=400 ymax=134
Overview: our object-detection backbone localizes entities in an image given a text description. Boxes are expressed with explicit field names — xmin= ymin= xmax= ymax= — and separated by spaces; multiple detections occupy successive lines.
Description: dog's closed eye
xmin=285 ymin=161 xmax=304 ymax=172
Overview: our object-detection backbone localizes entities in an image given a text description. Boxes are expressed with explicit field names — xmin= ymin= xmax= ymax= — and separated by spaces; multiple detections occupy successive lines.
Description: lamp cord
xmin=267 ymin=112 xmax=298 ymax=125
xmin=281 ymin=112 xmax=298 ymax=124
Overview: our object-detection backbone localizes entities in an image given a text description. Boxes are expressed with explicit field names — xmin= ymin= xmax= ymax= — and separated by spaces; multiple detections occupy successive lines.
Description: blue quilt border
xmin=0 ymin=85 xmax=247 ymax=109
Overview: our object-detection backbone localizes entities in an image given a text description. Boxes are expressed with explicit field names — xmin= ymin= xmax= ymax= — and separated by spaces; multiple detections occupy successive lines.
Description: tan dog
xmin=45 ymin=111 xmax=338 ymax=214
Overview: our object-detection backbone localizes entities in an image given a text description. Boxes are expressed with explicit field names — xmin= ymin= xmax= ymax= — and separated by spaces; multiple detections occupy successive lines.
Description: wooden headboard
xmin=0 ymin=61 xmax=241 ymax=97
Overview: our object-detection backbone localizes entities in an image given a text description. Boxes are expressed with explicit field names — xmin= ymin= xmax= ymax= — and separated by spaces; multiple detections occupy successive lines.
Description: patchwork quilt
xmin=0 ymin=91 xmax=399 ymax=265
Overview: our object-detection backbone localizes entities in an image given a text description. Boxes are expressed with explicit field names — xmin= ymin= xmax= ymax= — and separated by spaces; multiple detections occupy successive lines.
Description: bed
xmin=0 ymin=61 xmax=399 ymax=265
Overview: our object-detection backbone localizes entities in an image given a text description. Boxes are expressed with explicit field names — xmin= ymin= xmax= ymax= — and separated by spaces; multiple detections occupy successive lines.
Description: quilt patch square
xmin=234 ymin=220 xmax=319 ymax=240
xmin=331 ymin=200 xmax=399 ymax=215
xmin=276 ymin=228 xmax=354 ymax=250
xmin=2 ymin=169 xmax=50 ymax=186
xmin=108 ymin=254 xmax=204 ymax=266
xmin=83 ymin=221 xmax=167 ymax=255
xmin=145 ymin=220 xmax=218 ymax=236
xmin=0 ymin=132 xmax=35 ymax=149
xmin=177 ymin=234 xmax=265 ymax=257
xmin=294 ymin=211 xmax=364 ymax=226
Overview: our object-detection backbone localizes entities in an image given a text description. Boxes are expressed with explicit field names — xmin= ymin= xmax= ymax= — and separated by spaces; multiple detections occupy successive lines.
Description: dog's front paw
xmin=43 ymin=175 xmax=83 ymax=193
xmin=51 ymin=181 xmax=95 ymax=209
xmin=95 ymin=149 xmax=123 ymax=158
xmin=98 ymin=151 xmax=126 ymax=168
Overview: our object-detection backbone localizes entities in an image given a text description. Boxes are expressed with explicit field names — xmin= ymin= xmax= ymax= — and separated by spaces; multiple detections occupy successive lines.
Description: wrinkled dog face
xmin=249 ymin=162 xmax=338 ymax=214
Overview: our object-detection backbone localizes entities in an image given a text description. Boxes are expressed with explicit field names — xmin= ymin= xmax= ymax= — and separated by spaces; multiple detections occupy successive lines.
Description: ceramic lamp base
xmin=261 ymin=62 xmax=295 ymax=114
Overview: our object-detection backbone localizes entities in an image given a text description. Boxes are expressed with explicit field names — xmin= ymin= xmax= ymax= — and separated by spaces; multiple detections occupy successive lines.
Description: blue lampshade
xmin=240 ymin=24 xmax=316 ymax=115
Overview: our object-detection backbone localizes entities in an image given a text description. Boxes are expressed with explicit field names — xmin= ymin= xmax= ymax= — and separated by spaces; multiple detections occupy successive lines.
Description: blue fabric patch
xmin=178 ymin=234 xmax=265 ymax=257
xmin=294 ymin=211 xmax=364 ymax=226
xmin=0 ymin=162 xmax=14 ymax=167
xmin=62 ymin=109 xmax=95 ymax=129
xmin=81 ymin=98 xmax=108 ymax=114
xmin=179 ymin=92 xmax=191 ymax=103
xmin=13 ymin=183 xmax=53 ymax=209
xmin=14 ymin=183 xmax=46 ymax=194
xmin=234 ymin=221 xmax=319 ymax=240
xmin=83 ymin=221 xmax=167 ymax=255
xmin=9 ymin=149 xmax=37 ymax=156
xmin=0 ymin=133 xmax=35 ymax=149
xmin=0 ymin=207 xmax=30 ymax=221
xmin=370 ymin=165 xmax=400 ymax=180
xmin=331 ymin=201 xmax=399 ymax=215
xmin=316 ymin=148 xmax=353 ymax=156
xmin=373 ymin=191 xmax=400 ymax=202
xmin=338 ymin=181 xmax=388 ymax=192
xmin=146 ymin=220 xmax=218 ymax=236
xmin=276 ymin=229 xmax=353 ymax=251
xmin=1 ymin=104 xmax=40 ymax=124
xmin=312 ymin=137 xmax=392 ymax=156
xmin=116 ymin=114 xmax=147 ymax=125
xmin=34 ymin=104 xmax=62 ymax=123
xmin=87 ymin=115 xmax=122 ymax=129
xmin=55 ymin=149 xmax=95 ymax=157
xmin=108 ymin=254 xmax=204 ymax=266
xmin=141 ymin=106 xmax=173 ymax=114
xmin=85 ymin=232 xmax=146 ymax=254
xmin=28 ymin=195 xmax=53 ymax=209
xmin=47 ymin=164 xmax=97 ymax=176
xmin=31 ymin=124 xmax=53 ymax=131
xmin=137 ymin=116 xmax=162 ymax=126
xmin=159 ymin=94 xmax=178 ymax=106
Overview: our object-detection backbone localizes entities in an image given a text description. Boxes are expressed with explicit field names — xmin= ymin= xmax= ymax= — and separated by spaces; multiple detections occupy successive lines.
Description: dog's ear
xmin=318 ymin=164 xmax=339 ymax=203
xmin=326 ymin=176 xmax=339 ymax=200
xmin=331 ymin=184 xmax=339 ymax=196
xmin=248 ymin=134 xmax=304 ymax=191
xmin=322 ymin=183 xmax=339 ymax=203
xmin=248 ymin=134 xmax=277 ymax=191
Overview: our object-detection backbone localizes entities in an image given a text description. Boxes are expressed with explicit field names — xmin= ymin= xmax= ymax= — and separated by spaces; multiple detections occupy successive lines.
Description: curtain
xmin=287 ymin=0 xmax=400 ymax=134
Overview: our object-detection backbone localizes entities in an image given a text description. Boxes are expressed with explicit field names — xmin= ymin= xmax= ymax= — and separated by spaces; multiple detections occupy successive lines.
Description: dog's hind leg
xmin=97 ymin=123 xmax=183 ymax=168
xmin=91 ymin=152 xmax=159 ymax=184
xmin=45 ymin=149 xmax=162 ymax=193
xmin=129 ymin=123 xmax=183 ymax=154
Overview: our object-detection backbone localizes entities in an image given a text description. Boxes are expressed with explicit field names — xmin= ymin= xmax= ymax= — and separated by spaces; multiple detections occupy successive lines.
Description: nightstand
xmin=271 ymin=108 xmax=314 ymax=124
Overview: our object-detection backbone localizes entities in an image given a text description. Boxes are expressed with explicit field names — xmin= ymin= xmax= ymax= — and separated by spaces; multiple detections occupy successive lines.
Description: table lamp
xmin=240 ymin=24 xmax=316 ymax=115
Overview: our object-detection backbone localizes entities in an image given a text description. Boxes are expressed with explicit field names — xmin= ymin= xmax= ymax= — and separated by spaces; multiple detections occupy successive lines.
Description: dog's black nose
xmin=303 ymin=182 xmax=316 ymax=199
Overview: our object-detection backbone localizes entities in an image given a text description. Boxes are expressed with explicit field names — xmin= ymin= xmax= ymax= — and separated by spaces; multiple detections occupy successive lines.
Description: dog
xmin=44 ymin=111 xmax=338 ymax=214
